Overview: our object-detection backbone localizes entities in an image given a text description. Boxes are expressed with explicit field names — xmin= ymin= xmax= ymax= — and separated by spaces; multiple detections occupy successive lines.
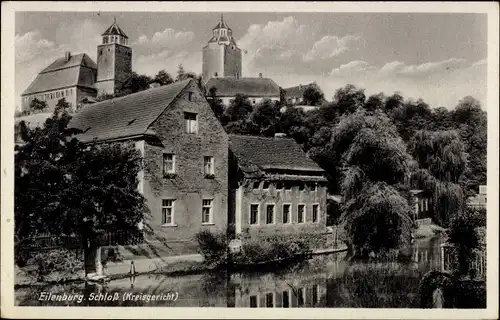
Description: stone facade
xmin=202 ymin=16 xmax=242 ymax=81
xmin=138 ymin=81 xmax=229 ymax=256
xmin=231 ymin=179 xmax=328 ymax=239
xmin=96 ymin=43 xmax=132 ymax=96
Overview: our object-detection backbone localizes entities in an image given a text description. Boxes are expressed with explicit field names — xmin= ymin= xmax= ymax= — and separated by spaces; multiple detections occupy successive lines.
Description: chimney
xmin=65 ymin=51 xmax=71 ymax=61
xmin=259 ymin=73 xmax=263 ymax=78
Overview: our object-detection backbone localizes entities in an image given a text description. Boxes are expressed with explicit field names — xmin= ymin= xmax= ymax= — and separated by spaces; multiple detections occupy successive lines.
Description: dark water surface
xmin=16 ymin=237 xmax=447 ymax=307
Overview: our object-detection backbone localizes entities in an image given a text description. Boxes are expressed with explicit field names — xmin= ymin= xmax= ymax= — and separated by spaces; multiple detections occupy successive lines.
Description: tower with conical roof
xmin=202 ymin=14 xmax=242 ymax=81
xmin=96 ymin=18 xmax=132 ymax=96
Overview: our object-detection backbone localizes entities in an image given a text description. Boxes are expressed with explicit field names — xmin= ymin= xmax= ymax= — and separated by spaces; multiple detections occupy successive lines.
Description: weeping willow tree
xmin=334 ymin=110 xmax=415 ymax=258
xmin=409 ymin=130 xmax=468 ymax=226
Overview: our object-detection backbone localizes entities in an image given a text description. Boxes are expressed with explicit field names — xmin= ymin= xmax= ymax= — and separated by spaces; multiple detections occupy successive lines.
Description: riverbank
xmin=15 ymin=244 xmax=348 ymax=288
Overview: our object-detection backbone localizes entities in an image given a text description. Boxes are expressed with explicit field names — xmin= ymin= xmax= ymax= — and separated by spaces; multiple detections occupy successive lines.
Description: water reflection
xmin=16 ymin=237 xmax=447 ymax=308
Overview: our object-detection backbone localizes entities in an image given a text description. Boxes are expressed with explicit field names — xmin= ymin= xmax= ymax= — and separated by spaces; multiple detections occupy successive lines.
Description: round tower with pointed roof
xmin=202 ymin=14 xmax=242 ymax=82
xmin=96 ymin=18 xmax=132 ymax=96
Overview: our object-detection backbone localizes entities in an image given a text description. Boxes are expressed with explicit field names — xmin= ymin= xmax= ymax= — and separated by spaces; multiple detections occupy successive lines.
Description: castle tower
xmin=96 ymin=18 xmax=132 ymax=96
xmin=202 ymin=14 xmax=242 ymax=81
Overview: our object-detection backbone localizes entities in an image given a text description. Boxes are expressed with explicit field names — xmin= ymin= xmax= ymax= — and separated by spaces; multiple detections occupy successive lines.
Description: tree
xmin=119 ymin=72 xmax=153 ymax=95
xmin=363 ymin=93 xmax=385 ymax=112
xmin=390 ymin=98 xmax=433 ymax=142
xmin=302 ymin=86 xmax=325 ymax=106
xmin=29 ymin=98 xmax=48 ymax=112
xmin=409 ymin=130 xmax=468 ymax=225
xmin=15 ymin=108 xmax=146 ymax=276
xmin=153 ymin=70 xmax=174 ymax=86
xmin=207 ymin=87 xmax=225 ymax=121
xmin=176 ymin=64 xmax=197 ymax=82
xmin=451 ymin=97 xmax=487 ymax=195
xmin=250 ymin=99 xmax=282 ymax=137
xmin=334 ymin=110 xmax=414 ymax=258
xmin=224 ymin=94 xmax=254 ymax=123
xmin=280 ymin=106 xmax=308 ymax=144
xmin=332 ymin=84 xmax=366 ymax=115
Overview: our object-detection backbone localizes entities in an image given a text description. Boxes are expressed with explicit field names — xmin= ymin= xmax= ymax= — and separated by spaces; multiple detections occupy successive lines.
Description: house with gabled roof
xmin=69 ymin=79 xmax=229 ymax=257
xmin=283 ymin=81 xmax=325 ymax=106
xmin=227 ymin=134 xmax=328 ymax=240
xmin=205 ymin=76 xmax=281 ymax=107
xmin=21 ymin=52 xmax=98 ymax=113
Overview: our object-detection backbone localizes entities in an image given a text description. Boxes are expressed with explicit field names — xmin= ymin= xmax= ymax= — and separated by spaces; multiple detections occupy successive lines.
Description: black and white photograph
xmin=1 ymin=2 xmax=498 ymax=319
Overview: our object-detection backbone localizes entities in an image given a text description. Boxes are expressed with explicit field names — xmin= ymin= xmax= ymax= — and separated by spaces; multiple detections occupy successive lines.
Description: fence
xmin=441 ymin=243 xmax=486 ymax=280
xmin=18 ymin=230 xmax=145 ymax=251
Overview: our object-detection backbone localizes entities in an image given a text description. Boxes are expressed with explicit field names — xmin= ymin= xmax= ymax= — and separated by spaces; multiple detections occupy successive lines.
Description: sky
xmin=15 ymin=12 xmax=487 ymax=110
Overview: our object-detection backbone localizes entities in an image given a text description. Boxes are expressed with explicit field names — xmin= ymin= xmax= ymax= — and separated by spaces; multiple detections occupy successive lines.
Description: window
xmin=252 ymin=99 xmax=256 ymax=104
xmin=265 ymin=293 xmax=274 ymax=308
xmin=163 ymin=153 xmax=175 ymax=175
xmin=263 ymin=182 xmax=270 ymax=190
xmin=202 ymin=199 xmax=213 ymax=224
xmin=299 ymin=183 xmax=305 ymax=191
xmin=204 ymin=156 xmax=214 ymax=175
xmin=253 ymin=181 xmax=260 ymax=189
xmin=282 ymin=204 xmax=291 ymax=224
xmin=312 ymin=285 xmax=319 ymax=305
xmin=425 ymin=199 xmax=429 ymax=211
xmin=162 ymin=199 xmax=175 ymax=225
xmin=66 ymin=89 xmax=69 ymax=96
xmin=298 ymin=204 xmax=305 ymax=223
xmin=297 ymin=288 xmax=305 ymax=306
xmin=250 ymin=204 xmax=259 ymax=225
xmin=188 ymin=92 xmax=193 ymax=101
xmin=249 ymin=295 xmax=258 ymax=308
xmin=184 ymin=112 xmax=198 ymax=133
xmin=266 ymin=204 xmax=275 ymax=224
xmin=276 ymin=182 xmax=283 ymax=190
xmin=311 ymin=183 xmax=317 ymax=191
xmin=214 ymin=72 xmax=218 ymax=77
xmin=282 ymin=290 xmax=290 ymax=308
xmin=312 ymin=204 xmax=319 ymax=223
xmin=284 ymin=183 xmax=292 ymax=191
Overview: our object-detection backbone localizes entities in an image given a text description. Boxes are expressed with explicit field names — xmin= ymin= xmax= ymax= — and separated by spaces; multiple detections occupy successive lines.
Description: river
xmin=16 ymin=237 xmax=447 ymax=307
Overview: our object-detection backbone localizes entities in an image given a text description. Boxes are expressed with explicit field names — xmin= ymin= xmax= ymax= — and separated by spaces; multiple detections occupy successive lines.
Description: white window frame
xmin=161 ymin=199 xmax=176 ymax=226
xmin=163 ymin=153 xmax=175 ymax=175
xmin=249 ymin=293 xmax=260 ymax=308
xmin=265 ymin=292 xmax=275 ymax=308
xmin=202 ymin=199 xmax=214 ymax=225
xmin=249 ymin=203 xmax=260 ymax=226
xmin=282 ymin=289 xmax=292 ymax=308
xmin=204 ymin=156 xmax=215 ymax=175
xmin=184 ymin=112 xmax=198 ymax=134
xmin=265 ymin=203 xmax=275 ymax=225
xmin=297 ymin=287 xmax=306 ymax=306
xmin=312 ymin=284 xmax=320 ymax=306
xmin=282 ymin=203 xmax=292 ymax=224
xmin=312 ymin=203 xmax=320 ymax=223
xmin=297 ymin=204 xmax=306 ymax=224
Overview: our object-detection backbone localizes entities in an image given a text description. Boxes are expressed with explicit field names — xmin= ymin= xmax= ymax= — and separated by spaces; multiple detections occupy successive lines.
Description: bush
xmin=195 ymin=230 xmax=228 ymax=267
xmin=22 ymin=249 xmax=83 ymax=282
xmin=195 ymin=230 xmax=312 ymax=268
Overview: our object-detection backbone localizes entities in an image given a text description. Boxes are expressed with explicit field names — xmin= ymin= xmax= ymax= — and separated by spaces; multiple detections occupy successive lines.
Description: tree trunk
xmin=94 ymin=246 xmax=103 ymax=276
xmin=85 ymin=242 xmax=104 ymax=276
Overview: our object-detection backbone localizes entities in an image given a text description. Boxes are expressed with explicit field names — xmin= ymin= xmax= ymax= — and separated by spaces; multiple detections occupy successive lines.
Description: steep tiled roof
xmin=229 ymin=134 xmax=324 ymax=174
xmin=205 ymin=78 xmax=280 ymax=98
xmin=69 ymin=79 xmax=192 ymax=143
xmin=101 ymin=22 xmax=128 ymax=38
xmin=22 ymin=53 xmax=97 ymax=96
xmin=283 ymin=82 xmax=319 ymax=98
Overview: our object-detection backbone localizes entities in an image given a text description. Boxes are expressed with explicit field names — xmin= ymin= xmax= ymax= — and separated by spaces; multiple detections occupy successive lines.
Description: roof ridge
xmin=229 ymin=134 xmax=293 ymax=141
xmin=89 ymin=78 xmax=192 ymax=108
